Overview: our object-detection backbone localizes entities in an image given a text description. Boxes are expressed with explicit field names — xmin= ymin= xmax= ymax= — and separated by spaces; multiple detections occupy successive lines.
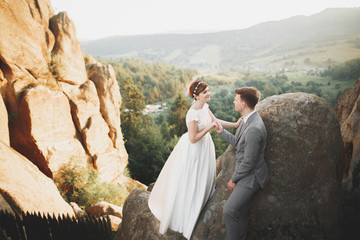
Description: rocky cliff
xmin=335 ymin=78 xmax=360 ymax=192
xmin=0 ymin=0 xmax=127 ymax=182
xmin=0 ymin=141 xmax=74 ymax=216
xmin=335 ymin=78 xmax=360 ymax=237
xmin=116 ymin=93 xmax=344 ymax=240
xmin=0 ymin=0 xmax=128 ymax=215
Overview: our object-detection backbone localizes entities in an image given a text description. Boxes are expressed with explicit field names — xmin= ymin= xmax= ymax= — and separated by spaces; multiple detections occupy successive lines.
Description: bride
xmin=148 ymin=79 xmax=241 ymax=239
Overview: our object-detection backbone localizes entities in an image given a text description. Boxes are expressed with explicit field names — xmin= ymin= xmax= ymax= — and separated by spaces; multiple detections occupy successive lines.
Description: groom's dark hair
xmin=235 ymin=87 xmax=261 ymax=109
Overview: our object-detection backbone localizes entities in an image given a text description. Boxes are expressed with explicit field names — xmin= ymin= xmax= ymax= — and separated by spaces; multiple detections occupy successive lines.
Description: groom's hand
xmin=227 ymin=179 xmax=235 ymax=191
xmin=215 ymin=120 xmax=223 ymax=134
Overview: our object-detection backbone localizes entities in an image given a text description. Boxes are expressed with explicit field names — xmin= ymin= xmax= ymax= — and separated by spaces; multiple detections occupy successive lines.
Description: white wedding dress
xmin=148 ymin=103 xmax=216 ymax=239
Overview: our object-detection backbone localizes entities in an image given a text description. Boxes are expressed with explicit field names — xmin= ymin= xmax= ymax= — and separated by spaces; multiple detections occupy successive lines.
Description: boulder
xmin=84 ymin=55 xmax=98 ymax=65
xmin=0 ymin=141 xmax=74 ymax=216
xmin=88 ymin=201 xmax=124 ymax=232
xmin=114 ymin=189 xmax=184 ymax=240
xmin=49 ymin=11 xmax=87 ymax=85
xmin=10 ymin=85 xmax=90 ymax=178
xmin=246 ymin=93 xmax=343 ymax=239
xmin=87 ymin=201 xmax=123 ymax=219
xmin=69 ymin=202 xmax=86 ymax=218
xmin=108 ymin=215 xmax=122 ymax=232
xmin=0 ymin=96 xmax=9 ymax=145
xmin=335 ymin=78 xmax=360 ymax=190
xmin=116 ymin=93 xmax=344 ymax=240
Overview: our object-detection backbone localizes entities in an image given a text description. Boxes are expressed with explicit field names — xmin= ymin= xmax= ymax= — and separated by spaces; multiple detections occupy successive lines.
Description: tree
xmin=126 ymin=122 xmax=167 ymax=185
xmin=120 ymin=76 xmax=167 ymax=184
xmin=167 ymin=94 xmax=191 ymax=137
xmin=120 ymin=77 xmax=146 ymax=141
xmin=322 ymin=58 xmax=360 ymax=81
xmin=101 ymin=58 xmax=197 ymax=104
xmin=121 ymin=77 xmax=145 ymax=113
xmin=263 ymin=84 xmax=278 ymax=98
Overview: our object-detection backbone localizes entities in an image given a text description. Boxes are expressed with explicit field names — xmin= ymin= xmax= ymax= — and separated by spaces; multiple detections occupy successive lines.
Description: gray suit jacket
xmin=220 ymin=111 xmax=269 ymax=189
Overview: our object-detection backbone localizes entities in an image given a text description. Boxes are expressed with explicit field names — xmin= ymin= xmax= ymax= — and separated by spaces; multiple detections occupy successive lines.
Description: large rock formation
xmin=116 ymin=93 xmax=344 ymax=240
xmin=86 ymin=62 xmax=128 ymax=180
xmin=10 ymin=85 xmax=89 ymax=177
xmin=246 ymin=93 xmax=343 ymax=239
xmin=49 ymin=12 xmax=87 ymax=85
xmin=0 ymin=0 xmax=54 ymax=83
xmin=0 ymin=0 xmax=128 ymax=182
xmin=0 ymin=141 xmax=74 ymax=216
xmin=86 ymin=62 xmax=125 ymax=151
xmin=0 ymin=96 xmax=9 ymax=145
xmin=0 ymin=69 xmax=6 ymax=99
xmin=335 ymin=78 xmax=360 ymax=238
xmin=335 ymin=78 xmax=360 ymax=191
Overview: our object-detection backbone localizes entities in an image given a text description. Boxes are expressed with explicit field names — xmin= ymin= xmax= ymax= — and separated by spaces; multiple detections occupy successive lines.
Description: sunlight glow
xmin=51 ymin=0 xmax=360 ymax=40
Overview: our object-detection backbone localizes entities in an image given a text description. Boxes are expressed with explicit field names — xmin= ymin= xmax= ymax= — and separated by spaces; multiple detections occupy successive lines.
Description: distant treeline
xmin=98 ymin=58 xmax=197 ymax=103
xmin=321 ymin=58 xmax=360 ymax=80
xmin=225 ymin=58 xmax=360 ymax=106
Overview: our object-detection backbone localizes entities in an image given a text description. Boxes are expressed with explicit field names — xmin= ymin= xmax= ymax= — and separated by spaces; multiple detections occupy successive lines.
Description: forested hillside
xmin=98 ymin=58 xmax=197 ymax=103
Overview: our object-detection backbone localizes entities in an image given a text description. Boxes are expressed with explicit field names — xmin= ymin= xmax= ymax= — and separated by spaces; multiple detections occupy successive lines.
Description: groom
xmin=215 ymin=87 xmax=269 ymax=240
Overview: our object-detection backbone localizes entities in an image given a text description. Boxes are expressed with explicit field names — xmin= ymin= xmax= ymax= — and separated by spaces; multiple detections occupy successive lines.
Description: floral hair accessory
xmin=193 ymin=81 xmax=204 ymax=97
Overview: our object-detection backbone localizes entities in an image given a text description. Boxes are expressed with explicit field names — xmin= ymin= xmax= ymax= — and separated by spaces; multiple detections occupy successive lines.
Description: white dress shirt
xmin=243 ymin=110 xmax=256 ymax=123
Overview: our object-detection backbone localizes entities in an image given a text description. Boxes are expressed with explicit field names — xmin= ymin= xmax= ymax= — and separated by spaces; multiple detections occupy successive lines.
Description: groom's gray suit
xmin=219 ymin=111 xmax=268 ymax=240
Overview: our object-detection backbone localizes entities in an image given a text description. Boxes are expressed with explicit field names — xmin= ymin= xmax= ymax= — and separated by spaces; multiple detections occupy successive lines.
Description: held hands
xmin=208 ymin=121 xmax=219 ymax=130
xmin=214 ymin=120 xmax=223 ymax=134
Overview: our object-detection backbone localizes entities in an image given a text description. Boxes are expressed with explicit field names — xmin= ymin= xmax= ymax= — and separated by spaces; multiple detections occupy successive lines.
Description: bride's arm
xmin=187 ymin=120 xmax=216 ymax=143
xmin=208 ymin=108 xmax=241 ymax=128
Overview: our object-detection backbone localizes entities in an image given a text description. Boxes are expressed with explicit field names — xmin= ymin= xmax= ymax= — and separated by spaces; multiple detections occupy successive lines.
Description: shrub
xmin=46 ymin=52 xmax=63 ymax=82
xmin=54 ymin=159 xmax=134 ymax=210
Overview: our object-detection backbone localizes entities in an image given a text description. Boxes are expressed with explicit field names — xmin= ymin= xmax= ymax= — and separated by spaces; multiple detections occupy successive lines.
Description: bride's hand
xmin=235 ymin=116 xmax=244 ymax=128
xmin=209 ymin=120 xmax=221 ymax=130
xmin=208 ymin=121 xmax=217 ymax=129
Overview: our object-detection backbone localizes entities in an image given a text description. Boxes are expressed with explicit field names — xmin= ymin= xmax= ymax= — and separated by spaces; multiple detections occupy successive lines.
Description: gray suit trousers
xmin=223 ymin=178 xmax=261 ymax=240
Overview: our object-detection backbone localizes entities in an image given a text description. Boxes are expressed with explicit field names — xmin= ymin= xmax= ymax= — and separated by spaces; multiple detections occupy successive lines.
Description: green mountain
xmin=82 ymin=8 xmax=360 ymax=71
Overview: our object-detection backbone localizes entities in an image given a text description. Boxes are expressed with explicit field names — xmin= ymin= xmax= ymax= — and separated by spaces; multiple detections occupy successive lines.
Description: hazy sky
xmin=51 ymin=0 xmax=360 ymax=41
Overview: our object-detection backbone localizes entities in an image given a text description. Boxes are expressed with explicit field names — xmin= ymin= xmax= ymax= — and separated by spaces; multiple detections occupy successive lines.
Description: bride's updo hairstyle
xmin=189 ymin=79 xmax=208 ymax=99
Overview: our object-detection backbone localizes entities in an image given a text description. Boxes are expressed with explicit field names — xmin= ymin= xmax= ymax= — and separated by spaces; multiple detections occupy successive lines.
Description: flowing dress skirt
xmin=148 ymin=132 xmax=216 ymax=239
